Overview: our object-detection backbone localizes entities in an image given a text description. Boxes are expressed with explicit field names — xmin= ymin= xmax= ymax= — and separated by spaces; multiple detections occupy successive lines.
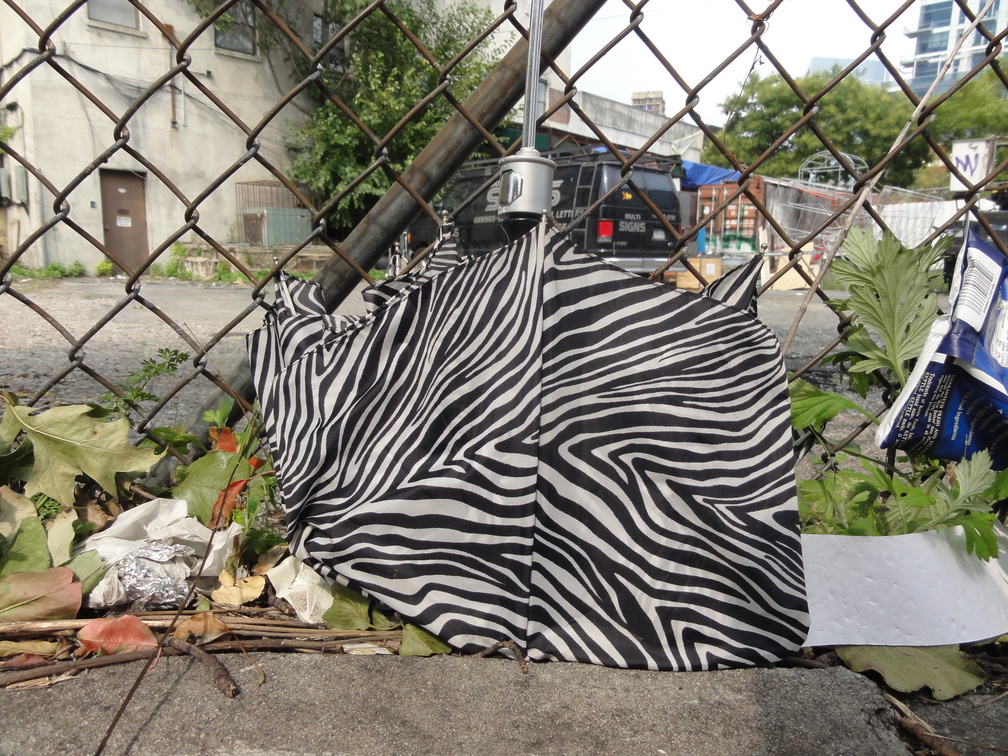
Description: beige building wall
xmin=0 ymin=0 xmax=310 ymax=272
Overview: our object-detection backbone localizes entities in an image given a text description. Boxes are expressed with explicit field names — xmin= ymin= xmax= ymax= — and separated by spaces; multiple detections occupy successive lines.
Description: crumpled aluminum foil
xmin=117 ymin=541 xmax=196 ymax=610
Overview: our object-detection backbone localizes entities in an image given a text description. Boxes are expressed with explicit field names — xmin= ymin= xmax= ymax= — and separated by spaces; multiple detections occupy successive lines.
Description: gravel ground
xmin=0 ymin=276 xmax=369 ymax=429
xmin=0 ymin=275 xmax=852 ymax=440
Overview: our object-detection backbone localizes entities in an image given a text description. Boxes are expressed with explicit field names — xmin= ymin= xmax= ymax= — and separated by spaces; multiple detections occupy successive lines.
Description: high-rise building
xmin=631 ymin=91 xmax=666 ymax=116
xmin=905 ymin=0 xmax=1008 ymax=96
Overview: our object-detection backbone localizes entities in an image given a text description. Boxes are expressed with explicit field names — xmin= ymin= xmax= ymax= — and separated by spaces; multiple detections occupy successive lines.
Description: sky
xmin=568 ymin=0 xmax=922 ymax=126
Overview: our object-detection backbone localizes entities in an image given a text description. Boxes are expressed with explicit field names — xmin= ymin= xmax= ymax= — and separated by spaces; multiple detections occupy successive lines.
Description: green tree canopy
xmin=929 ymin=65 xmax=1008 ymax=144
xmin=702 ymin=70 xmax=931 ymax=188
xmin=287 ymin=0 xmax=502 ymax=234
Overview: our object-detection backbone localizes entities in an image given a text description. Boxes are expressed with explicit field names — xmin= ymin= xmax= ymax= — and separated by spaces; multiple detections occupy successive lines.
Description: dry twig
xmin=474 ymin=640 xmax=529 ymax=674
xmin=163 ymin=637 xmax=238 ymax=698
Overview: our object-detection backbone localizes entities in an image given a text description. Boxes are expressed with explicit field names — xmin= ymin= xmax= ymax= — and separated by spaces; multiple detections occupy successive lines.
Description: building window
xmin=312 ymin=14 xmax=345 ymax=70
xmin=87 ymin=0 xmax=139 ymax=29
xmin=919 ymin=1 xmax=953 ymax=28
xmin=215 ymin=2 xmax=256 ymax=56
xmin=916 ymin=31 xmax=949 ymax=55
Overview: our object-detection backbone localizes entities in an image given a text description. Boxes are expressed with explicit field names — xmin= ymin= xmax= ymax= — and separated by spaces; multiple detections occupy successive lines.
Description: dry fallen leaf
xmin=209 ymin=479 xmax=249 ymax=530
xmin=0 ymin=640 xmax=65 ymax=659
xmin=211 ymin=575 xmax=265 ymax=606
xmin=78 ymin=615 xmax=158 ymax=655
xmin=0 ymin=652 xmax=57 ymax=670
xmin=173 ymin=611 xmax=231 ymax=644
xmin=0 ymin=567 xmax=82 ymax=621
xmin=252 ymin=544 xmax=287 ymax=576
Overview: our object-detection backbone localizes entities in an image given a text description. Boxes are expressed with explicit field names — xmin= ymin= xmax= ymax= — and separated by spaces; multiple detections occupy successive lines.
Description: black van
xmin=410 ymin=151 xmax=686 ymax=274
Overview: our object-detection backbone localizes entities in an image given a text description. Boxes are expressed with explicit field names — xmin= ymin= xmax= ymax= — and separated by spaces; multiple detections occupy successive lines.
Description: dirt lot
xmin=0 ymin=274 xmax=846 ymax=434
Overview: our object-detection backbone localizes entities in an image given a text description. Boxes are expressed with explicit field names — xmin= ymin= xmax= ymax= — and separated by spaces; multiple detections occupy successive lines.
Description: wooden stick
xmin=0 ymin=635 xmax=402 ymax=688
xmin=897 ymin=717 xmax=961 ymax=756
xmin=474 ymin=640 xmax=528 ymax=674
xmin=0 ymin=618 xmax=403 ymax=640
xmin=163 ymin=637 xmax=238 ymax=697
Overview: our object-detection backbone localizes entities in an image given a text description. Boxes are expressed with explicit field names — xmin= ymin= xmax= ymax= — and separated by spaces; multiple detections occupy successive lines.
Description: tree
xmin=702 ymin=70 xmax=932 ymax=188
xmin=928 ymin=64 xmax=1008 ymax=144
xmin=286 ymin=0 xmax=503 ymax=234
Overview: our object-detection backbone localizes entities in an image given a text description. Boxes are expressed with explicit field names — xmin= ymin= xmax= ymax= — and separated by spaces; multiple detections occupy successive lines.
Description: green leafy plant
xmin=95 ymin=259 xmax=115 ymax=277
xmin=0 ymin=393 xmax=163 ymax=507
xmin=99 ymin=348 xmax=190 ymax=419
xmin=172 ymin=400 xmax=283 ymax=564
xmin=8 ymin=261 xmax=86 ymax=280
xmin=164 ymin=243 xmax=194 ymax=280
xmin=213 ymin=260 xmax=242 ymax=283
xmin=31 ymin=493 xmax=62 ymax=521
xmin=827 ymin=229 xmax=949 ymax=388
xmin=791 ymin=230 xmax=1004 ymax=560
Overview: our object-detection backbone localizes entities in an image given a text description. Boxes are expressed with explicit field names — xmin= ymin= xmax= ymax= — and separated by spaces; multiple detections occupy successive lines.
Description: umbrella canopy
xmin=247 ymin=223 xmax=808 ymax=670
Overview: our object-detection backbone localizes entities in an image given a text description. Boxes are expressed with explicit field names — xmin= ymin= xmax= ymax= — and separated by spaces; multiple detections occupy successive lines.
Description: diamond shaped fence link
xmin=0 ymin=0 xmax=1005 ymax=474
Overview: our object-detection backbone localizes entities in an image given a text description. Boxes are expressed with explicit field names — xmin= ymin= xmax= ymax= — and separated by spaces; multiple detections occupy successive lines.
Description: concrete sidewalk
xmin=0 ymin=654 xmax=913 ymax=756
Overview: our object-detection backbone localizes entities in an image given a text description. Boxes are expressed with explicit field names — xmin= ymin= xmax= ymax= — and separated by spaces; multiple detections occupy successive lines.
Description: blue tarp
xmin=682 ymin=160 xmax=741 ymax=191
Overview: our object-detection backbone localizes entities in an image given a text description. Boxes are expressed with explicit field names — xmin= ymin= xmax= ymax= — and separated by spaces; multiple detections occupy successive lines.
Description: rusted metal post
xmin=197 ymin=0 xmax=608 ymax=440
xmin=314 ymin=0 xmax=607 ymax=309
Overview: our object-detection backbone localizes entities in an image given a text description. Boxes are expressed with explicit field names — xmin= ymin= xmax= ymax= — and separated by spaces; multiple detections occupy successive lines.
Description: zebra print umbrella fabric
xmin=247 ymin=223 xmax=809 ymax=670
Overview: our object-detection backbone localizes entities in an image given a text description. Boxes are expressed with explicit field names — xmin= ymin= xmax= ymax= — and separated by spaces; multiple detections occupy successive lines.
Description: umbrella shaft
xmin=522 ymin=0 xmax=546 ymax=146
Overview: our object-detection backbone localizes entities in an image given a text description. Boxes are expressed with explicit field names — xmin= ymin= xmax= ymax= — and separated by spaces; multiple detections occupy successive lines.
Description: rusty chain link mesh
xmin=0 ymin=0 xmax=1006 ymax=471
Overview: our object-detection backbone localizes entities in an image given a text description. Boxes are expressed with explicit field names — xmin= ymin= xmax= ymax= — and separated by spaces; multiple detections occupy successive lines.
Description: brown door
xmin=100 ymin=170 xmax=149 ymax=273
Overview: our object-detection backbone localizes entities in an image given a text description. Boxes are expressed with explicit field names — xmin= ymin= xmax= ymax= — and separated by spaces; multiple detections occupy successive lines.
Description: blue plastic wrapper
xmin=877 ymin=229 xmax=1008 ymax=468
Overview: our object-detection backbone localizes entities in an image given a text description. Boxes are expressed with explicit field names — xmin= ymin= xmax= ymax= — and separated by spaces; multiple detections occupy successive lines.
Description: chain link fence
xmin=1 ymin=0 xmax=1006 ymax=471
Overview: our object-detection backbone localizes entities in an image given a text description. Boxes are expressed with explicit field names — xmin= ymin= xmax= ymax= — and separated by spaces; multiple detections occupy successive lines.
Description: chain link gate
xmin=0 ymin=0 xmax=1006 ymax=475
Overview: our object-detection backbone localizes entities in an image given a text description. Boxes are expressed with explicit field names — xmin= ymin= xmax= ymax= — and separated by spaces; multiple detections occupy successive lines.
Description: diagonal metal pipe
xmin=189 ymin=0 xmax=609 ymax=448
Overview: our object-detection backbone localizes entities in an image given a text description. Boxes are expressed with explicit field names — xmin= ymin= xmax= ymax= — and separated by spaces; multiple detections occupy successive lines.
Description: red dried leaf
xmin=0 ymin=567 xmax=82 ymax=621
xmin=209 ymin=479 xmax=249 ymax=530
xmin=78 ymin=615 xmax=158 ymax=655
xmin=247 ymin=457 xmax=266 ymax=471
xmin=209 ymin=427 xmax=239 ymax=453
xmin=0 ymin=653 xmax=54 ymax=670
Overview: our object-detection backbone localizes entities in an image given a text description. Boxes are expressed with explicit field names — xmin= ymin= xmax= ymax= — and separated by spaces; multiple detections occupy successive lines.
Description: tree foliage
xmin=286 ymin=0 xmax=503 ymax=234
xmin=702 ymin=70 xmax=932 ymax=188
xmin=929 ymin=64 xmax=1008 ymax=144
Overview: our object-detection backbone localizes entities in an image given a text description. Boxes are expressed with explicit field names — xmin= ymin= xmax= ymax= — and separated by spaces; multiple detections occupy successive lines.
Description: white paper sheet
xmin=803 ymin=526 xmax=1008 ymax=646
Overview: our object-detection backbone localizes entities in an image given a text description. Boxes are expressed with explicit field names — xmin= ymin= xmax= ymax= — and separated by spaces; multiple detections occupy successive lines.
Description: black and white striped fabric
xmin=247 ymin=223 xmax=808 ymax=670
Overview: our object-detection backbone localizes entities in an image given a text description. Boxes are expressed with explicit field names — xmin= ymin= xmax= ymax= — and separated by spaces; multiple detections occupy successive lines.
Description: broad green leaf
xmin=142 ymin=426 xmax=202 ymax=456
xmin=0 ymin=516 xmax=51 ymax=579
xmin=945 ymin=513 xmax=1000 ymax=561
xmin=322 ymin=583 xmax=372 ymax=630
xmin=789 ymin=378 xmax=873 ymax=432
xmin=173 ymin=450 xmax=256 ymax=524
xmin=370 ymin=605 xmax=397 ymax=631
xmin=832 ymin=231 xmax=941 ymax=387
xmin=843 ymin=516 xmax=885 ymax=536
xmin=949 ymin=450 xmax=996 ymax=508
xmin=836 ymin=645 xmax=984 ymax=701
xmin=63 ymin=550 xmax=107 ymax=595
xmin=0 ymin=394 xmax=162 ymax=505
xmin=45 ymin=508 xmax=78 ymax=567
xmin=400 ymin=623 xmax=452 ymax=656
xmin=0 ymin=566 xmax=81 ymax=621
xmin=0 ymin=486 xmax=36 ymax=548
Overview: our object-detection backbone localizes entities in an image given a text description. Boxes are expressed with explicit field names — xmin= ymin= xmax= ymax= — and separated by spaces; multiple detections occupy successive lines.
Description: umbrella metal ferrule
xmin=498 ymin=0 xmax=555 ymax=220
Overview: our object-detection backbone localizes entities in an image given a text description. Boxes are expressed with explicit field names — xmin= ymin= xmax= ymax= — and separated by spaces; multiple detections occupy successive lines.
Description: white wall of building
xmin=0 ymin=0 xmax=309 ymax=272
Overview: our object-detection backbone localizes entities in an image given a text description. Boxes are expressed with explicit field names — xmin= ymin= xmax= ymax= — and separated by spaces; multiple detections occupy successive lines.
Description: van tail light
xmin=597 ymin=220 xmax=614 ymax=243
